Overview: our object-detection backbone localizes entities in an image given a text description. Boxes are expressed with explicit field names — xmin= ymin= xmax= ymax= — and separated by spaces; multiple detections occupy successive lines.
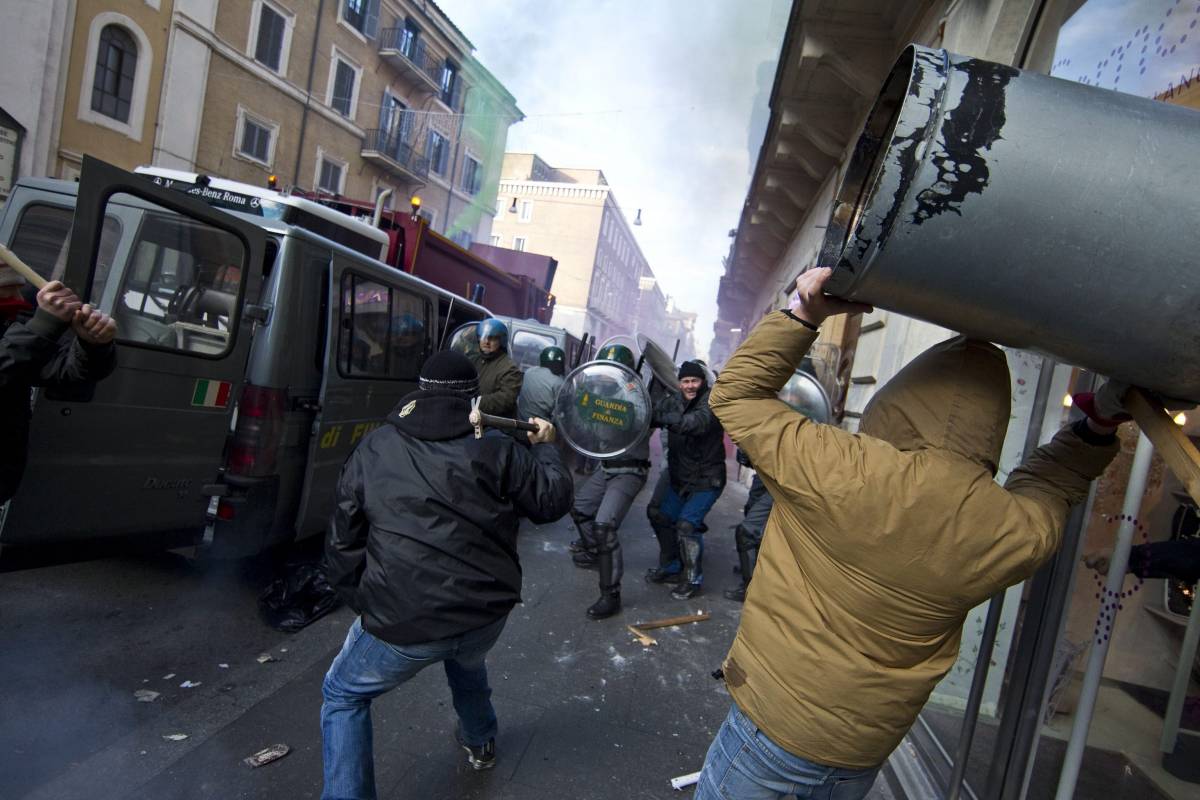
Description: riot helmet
xmin=540 ymin=346 xmax=567 ymax=376
xmin=476 ymin=318 xmax=509 ymax=354
xmin=597 ymin=343 xmax=636 ymax=371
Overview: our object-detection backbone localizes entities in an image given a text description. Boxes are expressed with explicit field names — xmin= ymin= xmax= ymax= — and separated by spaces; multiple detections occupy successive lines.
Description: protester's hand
xmin=1072 ymin=380 xmax=1131 ymax=435
xmin=787 ymin=267 xmax=872 ymax=327
xmin=528 ymin=417 xmax=556 ymax=444
xmin=72 ymin=304 xmax=117 ymax=345
xmin=37 ymin=281 xmax=82 ymax=322
xmin=1082 ymin=550 xmax=1113 ymax=576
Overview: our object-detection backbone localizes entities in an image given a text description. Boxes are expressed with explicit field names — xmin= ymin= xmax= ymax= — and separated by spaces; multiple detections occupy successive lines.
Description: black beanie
xmin=419 ymin=351 xmax=479 ymax=396
xmin=678 ymin=361 xmax=706 ymax=381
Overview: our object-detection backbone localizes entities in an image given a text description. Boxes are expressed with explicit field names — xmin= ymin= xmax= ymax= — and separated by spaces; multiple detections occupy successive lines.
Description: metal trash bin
xmin=820 ymin=45 xmax=1200 ymax=402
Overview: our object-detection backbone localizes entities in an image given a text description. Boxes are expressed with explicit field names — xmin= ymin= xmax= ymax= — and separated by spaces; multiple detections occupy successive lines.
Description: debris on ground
xmin=162 ymin=673 xmax=176 ymax=680
xmin=628 ymin=612 xmax=711 ymax=646
xmin=256 ymin=653 xmax=276 ymax=664
xmin=671 ymin=770 xmax=701 ymax=790
xmin=257 ymin=562 xmax=341 ymax=633
xmin=243 ymin=743 xmax=290 ymax=768
xmin=162 ymin=734 xmax=189 ymax=742
xmin=218 ymin=663 xmax=229 ymax=669
xmin=134 ymin=690 xmax=160 ymax=703
xmin=180 ymin=680 xmax=201 ymax=689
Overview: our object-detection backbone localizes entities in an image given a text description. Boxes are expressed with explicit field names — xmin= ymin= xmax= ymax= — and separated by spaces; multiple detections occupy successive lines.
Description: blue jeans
xmin=658 ymin=484 xmax=722 ymax=582
xmin=320 ymin=615 xmax=507 ymax=800
xmin=695 ymin=704 xmax=880 ymax=800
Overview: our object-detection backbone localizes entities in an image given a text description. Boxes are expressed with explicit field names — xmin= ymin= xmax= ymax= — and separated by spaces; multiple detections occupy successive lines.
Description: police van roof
xmin=133 ymin=166 xmax=389 ymax=250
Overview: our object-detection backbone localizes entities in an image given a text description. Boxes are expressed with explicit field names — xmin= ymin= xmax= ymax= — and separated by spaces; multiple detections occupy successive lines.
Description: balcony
xmin=378 ymin=29 xmax=442 ymax=93
xmin=361 ymin=129 xmax=430 ymax=184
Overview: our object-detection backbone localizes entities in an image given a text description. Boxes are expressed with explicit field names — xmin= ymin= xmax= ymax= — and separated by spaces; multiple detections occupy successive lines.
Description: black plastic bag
xmin=258 ymin=563 xmax=342 ymax=633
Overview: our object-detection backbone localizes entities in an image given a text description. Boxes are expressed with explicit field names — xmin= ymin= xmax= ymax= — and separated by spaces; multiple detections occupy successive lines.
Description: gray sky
xmin=435 ymin=0 xmax=789 ymax=359
xmin=1052 ymin=0 xmax=1200 ymax=94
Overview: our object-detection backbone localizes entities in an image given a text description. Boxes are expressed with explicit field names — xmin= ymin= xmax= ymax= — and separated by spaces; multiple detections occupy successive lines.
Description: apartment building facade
xmin=39 ymin=0 xmax=521 ymax=248
xmin=491 ymin=152 xmax=668 ymax=344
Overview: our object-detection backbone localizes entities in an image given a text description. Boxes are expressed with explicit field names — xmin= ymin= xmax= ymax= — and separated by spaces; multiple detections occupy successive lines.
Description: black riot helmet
xmin=540 ymin=346 xmax=567 ymax=376
xmin=597 ymin=343 xmax=636 ymax=371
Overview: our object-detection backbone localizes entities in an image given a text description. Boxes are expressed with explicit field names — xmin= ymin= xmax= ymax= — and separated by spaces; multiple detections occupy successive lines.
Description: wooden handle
xmin=473 ymin=411 xmax=539 ymax=433
xmin=0 ymin=244 xmax=48 ymax=290
xmin=630 ymin=612 xmax=710 ymax=631
xmin=1126 ymin=386 xmax=1200 ymax=507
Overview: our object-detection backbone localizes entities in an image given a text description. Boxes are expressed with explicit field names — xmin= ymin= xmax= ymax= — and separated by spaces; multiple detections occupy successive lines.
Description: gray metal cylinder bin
xmin=820 ymin=45 xmax=1200 ymax=402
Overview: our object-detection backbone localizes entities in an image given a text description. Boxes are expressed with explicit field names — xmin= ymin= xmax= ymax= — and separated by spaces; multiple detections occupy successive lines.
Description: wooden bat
xmin=0 ymin=243 xmax=48 ymax=290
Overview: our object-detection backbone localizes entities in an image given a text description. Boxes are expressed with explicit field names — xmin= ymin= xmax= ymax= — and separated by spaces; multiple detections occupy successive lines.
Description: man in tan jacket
xmin=694 ymin=268 xmax=1122 ymax=799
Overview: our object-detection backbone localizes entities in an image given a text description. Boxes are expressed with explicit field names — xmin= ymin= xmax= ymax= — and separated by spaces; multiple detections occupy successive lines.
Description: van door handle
xmin=293 ymin=396 xmax=322 ymax=412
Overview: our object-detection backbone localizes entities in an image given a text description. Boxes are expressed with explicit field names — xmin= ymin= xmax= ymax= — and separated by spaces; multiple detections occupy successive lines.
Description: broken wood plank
xmin=627 ymin=625 xmax=657 ymax=647
xmin=632 ymin=612 xmax=710 ymax=631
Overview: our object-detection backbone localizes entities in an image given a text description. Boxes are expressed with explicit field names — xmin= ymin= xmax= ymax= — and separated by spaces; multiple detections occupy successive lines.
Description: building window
xmin=341 ymin=0 xmax=379 ymax=38
xmin=489 ymin=234 xmax=501 ymax=246
xmin=235 ymin=107 xmax=276 ymax=166
xmin=513 ymin=236 xmax=527 ymax=252
xmin=399 ymin=18 xmax=420 ymax=59
xmin=440 ymin=59 xmax=459 ymax=107
xmin=327 ymin=50 xmax=360 ymax=118
xmin=518 ymin=199 xmax=533 ymax=223
xmin=462 ymin=155 xmax=481 ymax=195
xmin=91 ymin=25 xmax=138 ymax=123
xmin=451 ymin=230 xmax=472 ymax=248
xmin=373 ymin=183 xmax=393 ymax=210
xmin=428 ymin=131 xmax=448 ymax=175
xmin=250 ymin=0 xmax=292 ymax=74
xmin=316 ymin=149 xmax=346 ymax=194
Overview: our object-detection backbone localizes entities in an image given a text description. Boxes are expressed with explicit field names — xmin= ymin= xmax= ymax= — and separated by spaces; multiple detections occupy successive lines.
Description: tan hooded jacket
xmin=709 ymin=311 xmax=1118 ymax=770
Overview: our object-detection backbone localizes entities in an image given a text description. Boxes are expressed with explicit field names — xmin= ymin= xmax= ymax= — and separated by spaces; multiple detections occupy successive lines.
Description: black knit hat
xmin=419 ymin=351 xmax=479 ymax=396
xmin=678 ymin=360 xmax=706 ymax=381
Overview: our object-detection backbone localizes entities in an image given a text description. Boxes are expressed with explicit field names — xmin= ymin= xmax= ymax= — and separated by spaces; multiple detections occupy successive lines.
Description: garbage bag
xmin=258 ymin=563 xmax=341 ymax=633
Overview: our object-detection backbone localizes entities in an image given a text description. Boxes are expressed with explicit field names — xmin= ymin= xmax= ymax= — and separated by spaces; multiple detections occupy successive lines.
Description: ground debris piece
xmin=256 ymin=653 xmax=276 ymax=664
xmin=218 ymin=663 xmax=229 ymax=669
xmin=243 ymin=743 xmax=290 ymax=768
xmin=134 ymin=690 xmax=160 ymax=703
xmin=633 ymin=612 xmax=710 ymax=632
xmin=627 ymin=625 xmax=657 ymax=647
xmin=162 ymin=734 xmax=189 ymax=742
xmin=671 ymin=770 xmax=701 ymax=790
xmin=162 ymin=673 xmax=176 ymax=680
xmin=180 ymin=680 xmax=202 ymax=688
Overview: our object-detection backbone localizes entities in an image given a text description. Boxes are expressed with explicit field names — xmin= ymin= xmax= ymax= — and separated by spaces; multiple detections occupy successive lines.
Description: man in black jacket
xmin=1 ymin=271 xmax=117 ymax=503
xmin=320 ymin=350 xmax=572 ymax=799
xmin=645 ymin=360 xmax=727 ymax=600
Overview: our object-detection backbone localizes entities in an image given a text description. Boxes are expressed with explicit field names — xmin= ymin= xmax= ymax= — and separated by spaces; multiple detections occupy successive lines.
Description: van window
xmin=9 ymin=203 xmax=122 ymax=286
xmin=511 ymin=329 xmax=556 ymax=370
xmin=337 ymin=272 xmax=429 ymax=379
xmin=110 ymin=197 xmax=247 ymax=356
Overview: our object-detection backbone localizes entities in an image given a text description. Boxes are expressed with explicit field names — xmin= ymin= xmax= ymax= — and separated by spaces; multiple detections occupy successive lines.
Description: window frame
xmin=77 ymin=13 xmax=153 ymax=141
xmin=233 ymin=105 xmax=278 ymax=168
xmin=338 ymin=0 xmax=380 ymax=40
xmin=246 ymin=0 xmax=294 ymax=76
xmin=326 ymin=47 xmax=362 ymax=119
xmin=518 ymin=199 xmax=533 ymax=223
xmin=315 ymin=147 xmax=348 ymax=195
xmin=427 ymin=130 xmax=449 ymax=176
xmin=462 ymin=153 xmax=482 ymax=195
xmin=512 ymin=235 xmax=527 ymax=252
xmin=439 ymin=59 xmax=459 ymax=108
xmin=336 ymin=270 xmax=432 ymax=380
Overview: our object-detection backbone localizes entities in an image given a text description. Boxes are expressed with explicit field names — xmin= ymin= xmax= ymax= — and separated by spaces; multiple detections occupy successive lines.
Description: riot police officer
xmin=469 ymin=318 xmax=523 ymax=417
xmin=517 ymin=345 xmax=566 ymax=423
xmin=570 ymin=343 xmax=651 ymax=619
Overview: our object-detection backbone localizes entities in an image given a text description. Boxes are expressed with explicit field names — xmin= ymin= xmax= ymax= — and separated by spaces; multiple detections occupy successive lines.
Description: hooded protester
xmin=696 ymin=267 xmax=1123 ymax=800
xmin=320 ymin=351 xmax=572 ymax=796
xmin=1 ymin=267 xmax=117 ymax=503
xmin=516 ymin=345 xmax=566 ymax=424
xmin=644 ymin=359 xmax=727 ymax=600
xmin=468 ymin=318 xmax=523 ymax=417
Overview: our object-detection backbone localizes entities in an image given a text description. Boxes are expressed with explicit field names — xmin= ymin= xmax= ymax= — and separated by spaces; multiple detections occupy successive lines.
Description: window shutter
xmin=378 ymin=89 xmax=390 ymax=131
xmin=365 ymin=0 xmax=380 ymax=39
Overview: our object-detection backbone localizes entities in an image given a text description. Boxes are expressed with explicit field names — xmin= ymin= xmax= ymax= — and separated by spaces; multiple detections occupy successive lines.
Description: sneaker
xmin=454 ymin=725 xmax=496 ymax=771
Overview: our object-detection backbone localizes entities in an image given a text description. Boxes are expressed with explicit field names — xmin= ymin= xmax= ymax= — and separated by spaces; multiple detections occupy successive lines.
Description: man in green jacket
xmin=469 ymin=318 xmax=523 ymax=418
xmin=695 ymin=267 xmax=1123 ymax=799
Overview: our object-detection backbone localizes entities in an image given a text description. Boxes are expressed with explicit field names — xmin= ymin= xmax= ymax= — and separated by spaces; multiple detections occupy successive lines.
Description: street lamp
xmin=509 ymin=197 xmax=518 ymax=213
xmin=634 ymin=209 xmax=642 ymax=226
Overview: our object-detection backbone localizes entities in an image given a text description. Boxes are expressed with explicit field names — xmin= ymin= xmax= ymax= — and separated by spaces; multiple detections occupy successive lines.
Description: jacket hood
xmin=387 ymin=390 xmax=475 ymax=441
xmin=859 ymin=337 xmax=1010 ymax=473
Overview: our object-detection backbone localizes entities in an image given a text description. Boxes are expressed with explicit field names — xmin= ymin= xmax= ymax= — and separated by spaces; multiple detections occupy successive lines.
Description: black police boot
xmin=671 ymin=524 xmax=704 ymax=600
xmin=724 ymin=526 xmax=759 ymax=602
xmin=569 ymin=538 xmax=587 ymax=553
xmin=572 ymin=548 xmax=598 ymax=569
xmin=644 ymin=517 xmax=683 ymax=584
xmin=587 ymin=547 xmax=622 ymax=620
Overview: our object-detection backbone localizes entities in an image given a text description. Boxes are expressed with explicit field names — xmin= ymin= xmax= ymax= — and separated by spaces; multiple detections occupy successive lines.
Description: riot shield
xmin=779 ymin=369 xmax=832 ymax=424
xmin=635 ymin=334 xmax=680 ymax=395
xmin=554 ymin=360 xmax=653 ymax=458
xmin=448 ymin=322 xmax=480 ymax=359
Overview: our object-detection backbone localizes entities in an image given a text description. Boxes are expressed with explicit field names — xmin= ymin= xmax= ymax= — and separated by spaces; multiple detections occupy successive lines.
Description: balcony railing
xmin=378 ymin=29 xmax=442 ymax=92
xmin=361 ymin=129 xmax=430 ymax=182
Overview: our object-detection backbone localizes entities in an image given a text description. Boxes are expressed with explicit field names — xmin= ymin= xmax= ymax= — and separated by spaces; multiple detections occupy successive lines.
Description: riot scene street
xmin=2 ymin=1 xmax=1199 ymax=799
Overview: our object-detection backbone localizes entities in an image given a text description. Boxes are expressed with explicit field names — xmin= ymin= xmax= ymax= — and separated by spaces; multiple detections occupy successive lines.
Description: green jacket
xmin=470 ymin=350 xmax=523 ymax=417
xmin=710 ymin=310 xmax=1119 ymax=769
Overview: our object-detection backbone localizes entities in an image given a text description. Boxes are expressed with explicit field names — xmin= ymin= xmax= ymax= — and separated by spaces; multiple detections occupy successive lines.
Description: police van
xmin=0 ymin=157 xmax=489 ymax=564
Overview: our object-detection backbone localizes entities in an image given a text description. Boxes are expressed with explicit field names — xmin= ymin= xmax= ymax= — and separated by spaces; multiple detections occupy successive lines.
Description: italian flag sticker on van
xmin=192 ymin=379 xmax=232 ymax=408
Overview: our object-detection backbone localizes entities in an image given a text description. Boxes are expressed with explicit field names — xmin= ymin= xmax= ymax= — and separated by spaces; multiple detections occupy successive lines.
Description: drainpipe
xmin=292 ymin=0 xmax=326 ymax=188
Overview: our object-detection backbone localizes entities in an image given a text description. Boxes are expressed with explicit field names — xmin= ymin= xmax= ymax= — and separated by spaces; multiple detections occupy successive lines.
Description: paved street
xmin=2 ymin=466 xmax=891 ymax=800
